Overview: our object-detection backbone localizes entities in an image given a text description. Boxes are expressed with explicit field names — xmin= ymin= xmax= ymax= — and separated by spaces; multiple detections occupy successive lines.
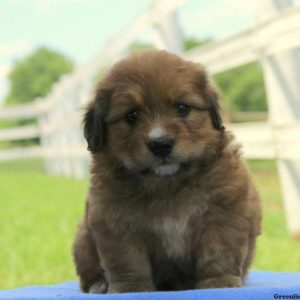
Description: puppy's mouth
xmin=140 ymin=161 xmax=191 ymax=178
xmin=152 ymin=163 xmax=180 ymax=177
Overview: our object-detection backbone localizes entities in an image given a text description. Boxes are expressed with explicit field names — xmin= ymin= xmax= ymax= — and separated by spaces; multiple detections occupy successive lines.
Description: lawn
xmin=0 ymin=160 xmax=87 ymax=289
xmin=0 ymin=159 xmax=299 ymax=289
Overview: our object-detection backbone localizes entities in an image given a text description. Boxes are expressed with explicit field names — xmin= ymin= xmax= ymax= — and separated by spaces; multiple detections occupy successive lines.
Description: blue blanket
xmin=1 ymin=271 xmax=299 ymax=300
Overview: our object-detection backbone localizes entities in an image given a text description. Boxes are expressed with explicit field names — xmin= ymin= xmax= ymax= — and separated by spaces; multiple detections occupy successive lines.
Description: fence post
xmin=70 ymin=75 xmax=91 ymax=179
xmin=152 ymin=0 xmax=184 ymax=54
xmin=257 ymin=0 xmax=300 ymax=237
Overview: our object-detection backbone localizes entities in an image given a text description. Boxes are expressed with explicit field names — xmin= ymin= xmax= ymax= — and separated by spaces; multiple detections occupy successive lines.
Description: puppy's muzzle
xmin=147 ymin=137 xmax=175 ymax=158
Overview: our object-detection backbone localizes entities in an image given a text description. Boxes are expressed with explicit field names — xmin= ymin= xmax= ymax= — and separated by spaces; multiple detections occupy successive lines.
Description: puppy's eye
xmin=125 ymin=110 xmax=139 ymax=124
xmin=175 ymin=103 xmax=191 ymax=117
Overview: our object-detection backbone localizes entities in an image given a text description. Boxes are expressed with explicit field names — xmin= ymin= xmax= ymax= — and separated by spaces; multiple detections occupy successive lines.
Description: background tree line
xmin=5 ymin=38 xmax=267 ymax=113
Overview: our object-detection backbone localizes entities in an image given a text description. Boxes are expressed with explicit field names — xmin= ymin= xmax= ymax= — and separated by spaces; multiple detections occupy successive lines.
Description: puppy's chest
xmin=155 ymin=214 xmax=191 ymax=258
xmin=150 ymin=205 xmax=206 ymax=259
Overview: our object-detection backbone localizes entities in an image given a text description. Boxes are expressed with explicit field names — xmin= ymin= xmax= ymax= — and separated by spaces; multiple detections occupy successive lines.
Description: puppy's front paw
xmin=108 ymin=281 xmax=155 ymax=294
xmin=195 ymin=275 xmax=242 ymax=289
xmin=89 ymin=278 xmax=108 ymax=294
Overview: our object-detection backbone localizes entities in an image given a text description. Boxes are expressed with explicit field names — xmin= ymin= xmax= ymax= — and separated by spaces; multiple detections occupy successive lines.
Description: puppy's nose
xmin=147 ymin=137 xmax=175 ymax=157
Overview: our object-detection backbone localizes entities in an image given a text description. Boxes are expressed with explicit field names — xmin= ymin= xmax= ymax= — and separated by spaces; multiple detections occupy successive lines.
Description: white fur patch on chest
xmin=154 ymin=213 xmax=191 ymax=258
xmin=151 ymin=200 xmax=208 ymax=258
xmin=162 ymin=216 xmax=189 ymax=258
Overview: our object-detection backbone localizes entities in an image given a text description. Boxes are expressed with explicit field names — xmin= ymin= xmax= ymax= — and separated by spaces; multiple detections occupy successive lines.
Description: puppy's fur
xmin=73 ymin=50 xmax=262 ymax=293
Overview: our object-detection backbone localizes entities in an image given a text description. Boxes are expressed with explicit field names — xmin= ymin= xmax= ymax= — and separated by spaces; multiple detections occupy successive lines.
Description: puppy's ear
xmin=205 ymin=85 xmax=224 ymax=131
xmin=83 ymin=91 xmax=108 ymax=153
xmin=196 ymin=65 xmax=224 ymax=131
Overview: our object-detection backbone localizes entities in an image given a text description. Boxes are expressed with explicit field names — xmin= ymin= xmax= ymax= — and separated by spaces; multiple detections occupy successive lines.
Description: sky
xmin=0 ymin=0 xmax=259 ymax=105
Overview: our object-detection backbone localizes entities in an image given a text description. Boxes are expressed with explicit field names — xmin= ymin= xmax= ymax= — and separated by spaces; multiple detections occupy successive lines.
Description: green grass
xmin=247 ymin=160 xmax=300 ymax=272
xmin=0 ymin=159 xmax=299 ymax=289
xmin=0 ymin=160 xmax=88 ymax=289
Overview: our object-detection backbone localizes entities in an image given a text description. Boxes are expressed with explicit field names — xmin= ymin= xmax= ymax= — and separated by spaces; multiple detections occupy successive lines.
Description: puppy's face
xmin=84 ymin=51 xmax=223 ymax=177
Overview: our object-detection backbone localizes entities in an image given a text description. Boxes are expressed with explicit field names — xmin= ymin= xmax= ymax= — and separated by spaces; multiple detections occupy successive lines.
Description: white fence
xmin=0 ymin=0 xmax=300 ymax=236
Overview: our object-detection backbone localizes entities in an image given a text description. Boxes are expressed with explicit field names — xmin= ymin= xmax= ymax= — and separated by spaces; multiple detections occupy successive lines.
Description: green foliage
xmin=129 ymin=41 xmax=154 ymax=51
xmin=129 ymin=37 xmax=209 ymax=52
xmin=214 ymin=62 xmax=268 ymax=112
xmin=184 ymin=37 xmax=210 ymax=51
xmin=5 ymin=47 xmax=74 ymax=105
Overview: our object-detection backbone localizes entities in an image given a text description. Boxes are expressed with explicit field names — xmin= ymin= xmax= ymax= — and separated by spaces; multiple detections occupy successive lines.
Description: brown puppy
xmin=73 ymin=50 xmax=262 ymax=294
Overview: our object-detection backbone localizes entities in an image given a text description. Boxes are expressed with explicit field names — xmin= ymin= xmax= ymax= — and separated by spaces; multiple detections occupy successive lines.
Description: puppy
xmin=73 ymin=50 xmax=262 ymax=293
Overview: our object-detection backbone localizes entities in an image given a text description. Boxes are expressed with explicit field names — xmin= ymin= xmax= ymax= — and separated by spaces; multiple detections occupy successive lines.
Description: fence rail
xmin=1 ymin=0 xmax=299 ymax=164
xmin=2 ymin=120 xmax=300 ymax=161
xmin=0 ymin=0 xmax=300 ymax=236
xmin=184 ymin=5 xmax=300 ymax=73
xmin=0 ymin=101 xmax=46 ymax=120
xmin=0 ymin=125 xmax=39 ymax=142
xmin=1 ymin=3 xmax=300 ymax=160
xmin=0 ymin=146 xmax=43 ymax=162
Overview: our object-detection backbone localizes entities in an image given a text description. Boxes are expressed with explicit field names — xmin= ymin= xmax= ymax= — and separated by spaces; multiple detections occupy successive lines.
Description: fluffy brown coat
xmin=73 ymin=50 xmax=262 ymax=294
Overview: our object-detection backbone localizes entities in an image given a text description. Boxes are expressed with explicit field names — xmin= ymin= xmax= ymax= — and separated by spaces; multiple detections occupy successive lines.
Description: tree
xmin=184 ymin=37 xmax=210 ymax=50
xmin=129 ymin=41 xmax=153 ymax=51
xmin=5 ymin=47 xmax=73 ymax=105
xmin=214 ymin=62 xmax=267 ymax=112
